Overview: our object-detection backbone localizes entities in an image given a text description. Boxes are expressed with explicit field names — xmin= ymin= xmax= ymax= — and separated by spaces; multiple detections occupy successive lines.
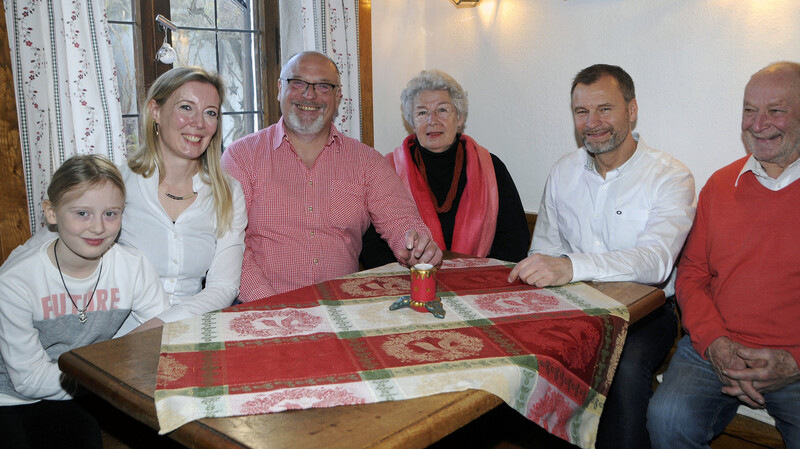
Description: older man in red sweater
xmin=647 ymin=62 xmax=800 ymax=448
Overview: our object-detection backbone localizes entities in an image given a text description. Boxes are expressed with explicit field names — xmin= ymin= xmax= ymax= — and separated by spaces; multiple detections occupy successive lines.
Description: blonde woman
xmin=123 ymin=66 xmax=246 ymax=321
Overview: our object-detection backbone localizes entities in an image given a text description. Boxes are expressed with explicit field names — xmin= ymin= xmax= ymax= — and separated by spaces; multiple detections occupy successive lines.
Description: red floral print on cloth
xmin=381 ymin=330 xmax=484 ymax=363
xmin=529 ymin=386 xmax=572 ymax=440
xmin=502 ymin=318 xmax=602 ymax=374
xmin=337 ymin=276 xmax=410 ymax=298
xmin=240 ymin=386 xmax=366 ymax=415
xmin=474 ymin=291 xmax=561 ymax=315
xmin=228 ymin=310 xmax=323 ymax=338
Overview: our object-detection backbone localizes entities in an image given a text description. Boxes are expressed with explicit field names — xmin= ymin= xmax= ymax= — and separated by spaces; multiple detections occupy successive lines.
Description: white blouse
xmin=119 ymin=165 xmax=247 ymax=322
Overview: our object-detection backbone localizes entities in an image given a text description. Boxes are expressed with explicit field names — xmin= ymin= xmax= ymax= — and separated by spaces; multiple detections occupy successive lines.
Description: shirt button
xmin=308 ymin=206 xmax=313 ymax=212
xmin=313 ymin=258 xmax=319 ymax=264
xmin=309 ymin=231 xmax=315 ymax=237
xmin=308 ymin=180 xmax=313 ymax=186
xmin=169 ymin=279 xmax=175 ymax=283
xmin=173 ymin=259 xmax=178 ymax=264
xmin=173 ymin=233 xmax=178 ymax=239
xmin=595 ymin=241 xmax=601 ymax=246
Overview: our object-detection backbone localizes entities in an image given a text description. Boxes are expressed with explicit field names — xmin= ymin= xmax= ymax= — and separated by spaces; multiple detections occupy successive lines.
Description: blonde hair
xmin=48 ymin=155 xmax=125 ymax=208
xmin=127 ymin=66 xmax=233 ymax=235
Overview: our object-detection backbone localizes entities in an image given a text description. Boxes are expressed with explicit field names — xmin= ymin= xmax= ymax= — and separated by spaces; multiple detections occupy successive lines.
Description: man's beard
xmin=285 ymin=107 xmax=327 ymax=135
xmin=583 ymin=127 xmax=627 ymax=155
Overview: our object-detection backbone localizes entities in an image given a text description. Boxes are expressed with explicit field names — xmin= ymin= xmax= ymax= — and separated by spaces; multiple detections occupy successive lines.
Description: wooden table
xmin=59 ymin=280 xmax=663 ymax=449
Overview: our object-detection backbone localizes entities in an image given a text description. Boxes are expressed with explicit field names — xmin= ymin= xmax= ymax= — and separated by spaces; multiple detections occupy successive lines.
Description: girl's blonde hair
xmin=48 ymin=154 xmax=125 ymax=208
xmin=127 ymin=66 xmax=233 ymax=235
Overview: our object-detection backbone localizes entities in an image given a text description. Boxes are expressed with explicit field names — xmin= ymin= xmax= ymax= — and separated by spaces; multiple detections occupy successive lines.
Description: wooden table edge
xmin=59 ymin=338 xmax=245 ymax=449
xmin=367 ymin=390 xmax=504 ymax=448
xmin=627 ymin=288 xmax=665 ymax=323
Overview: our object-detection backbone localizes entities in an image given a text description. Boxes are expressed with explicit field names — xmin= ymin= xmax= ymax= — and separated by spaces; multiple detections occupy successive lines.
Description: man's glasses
xmin=413 ymin=106 xmax=455 ymax=123
xmin=281 ymin=78 xmax=340 ymax=95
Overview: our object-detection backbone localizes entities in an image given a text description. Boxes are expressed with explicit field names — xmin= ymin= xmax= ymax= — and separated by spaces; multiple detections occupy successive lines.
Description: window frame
xmin=128 ymin=0 xmax=281 ymax=131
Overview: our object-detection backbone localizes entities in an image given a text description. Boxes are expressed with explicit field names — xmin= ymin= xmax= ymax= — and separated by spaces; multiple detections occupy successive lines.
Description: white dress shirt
xmin=531 ymin=134 xmax=696 ymax=297
xmin=736 ymin=154 xmax=800 ymax=191
xmin=119 ymin=165 xmax=247 ymax=322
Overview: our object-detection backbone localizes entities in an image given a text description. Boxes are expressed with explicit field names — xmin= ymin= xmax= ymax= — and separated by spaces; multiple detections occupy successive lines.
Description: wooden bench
xmin=525 ymin=212 xmax=537 ymax=246
xmin=712 ymin=414 xmax=785 ymax=449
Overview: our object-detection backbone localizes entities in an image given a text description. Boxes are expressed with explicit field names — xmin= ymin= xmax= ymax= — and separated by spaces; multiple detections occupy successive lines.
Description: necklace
xmin=165 ymin=191 xmax=197 ymax=200
xmin=412 ymin=139 xmax=464 ymax=214
xmin=53 ymin=239 xmax=103 ymax=324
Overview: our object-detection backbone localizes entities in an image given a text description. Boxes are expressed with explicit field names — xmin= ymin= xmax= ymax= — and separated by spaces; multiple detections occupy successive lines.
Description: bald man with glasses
xmin=222 ymin=51 xmax=441 ymax=302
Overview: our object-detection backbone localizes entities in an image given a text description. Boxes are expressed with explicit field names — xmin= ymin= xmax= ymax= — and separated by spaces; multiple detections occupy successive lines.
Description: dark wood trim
xmin=0 ymin=9 xmax=32 ymax=263
xmin=130 ymin=0 xmax=147 ymax=111
xmin=358 ymin=0 xmax=374 ymax=147
xmin=140 ymin=0 xmax=173 ymax=90
xmin=525 ymin=212 xmax=537 ymax=246
xmin=712 ymin=414 xmax=785 ymax=448
xmin=259 ymin=0 xmax=282 ymax=127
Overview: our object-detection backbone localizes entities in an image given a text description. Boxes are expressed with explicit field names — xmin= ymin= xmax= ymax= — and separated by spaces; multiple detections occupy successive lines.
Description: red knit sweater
xmin=676 ymin=156 xmax=800 ymax=364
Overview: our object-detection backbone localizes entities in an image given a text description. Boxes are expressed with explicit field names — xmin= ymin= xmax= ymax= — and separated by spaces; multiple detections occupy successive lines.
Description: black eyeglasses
xmin=280 ymin=78 xmax=340 ymax=95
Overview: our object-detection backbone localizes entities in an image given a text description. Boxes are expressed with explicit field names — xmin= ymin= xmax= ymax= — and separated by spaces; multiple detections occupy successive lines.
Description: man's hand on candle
xmin=398 ymin=229 xmax=442 ymax=267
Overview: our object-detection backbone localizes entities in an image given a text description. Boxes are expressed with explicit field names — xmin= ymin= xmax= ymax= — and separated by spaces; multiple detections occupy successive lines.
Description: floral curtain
xmin=4 ymin=0 xmax=125 ymax=233
xmin=299 ymin=0 xmax=362 ymax=140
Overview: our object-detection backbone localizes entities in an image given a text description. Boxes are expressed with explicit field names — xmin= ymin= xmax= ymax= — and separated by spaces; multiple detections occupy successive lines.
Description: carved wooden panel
xmin=0 ymin=11 xmax=32 ymax=264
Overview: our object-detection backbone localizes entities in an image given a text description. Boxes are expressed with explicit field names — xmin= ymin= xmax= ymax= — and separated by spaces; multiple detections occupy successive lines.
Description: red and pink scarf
xmin=388 ymin=134 xmax=499 ymax=257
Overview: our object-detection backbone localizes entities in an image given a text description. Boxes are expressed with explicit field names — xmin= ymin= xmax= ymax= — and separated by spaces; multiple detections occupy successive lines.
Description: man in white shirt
xmin=509 ymin=64 xmax=696 ymax=449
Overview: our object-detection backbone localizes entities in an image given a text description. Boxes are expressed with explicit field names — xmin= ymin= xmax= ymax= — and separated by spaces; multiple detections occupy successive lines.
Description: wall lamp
xmin=450 ymin=0 xmax=480 ymax=7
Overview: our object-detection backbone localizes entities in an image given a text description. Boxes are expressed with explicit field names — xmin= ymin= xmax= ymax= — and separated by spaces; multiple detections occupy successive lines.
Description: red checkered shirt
xmin=222 ymin=119 xmax=431 ymax=301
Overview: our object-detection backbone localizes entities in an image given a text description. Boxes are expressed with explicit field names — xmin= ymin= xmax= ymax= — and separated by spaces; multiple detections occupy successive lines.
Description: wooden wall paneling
xmin=358 ymin=0 xmax=374 ymax=147
xmin=0 ymin=9 xmax=32 ymax=264
xmin=259 ymin=0 xmax=281 ymax=127
xmin=141 ymin=0 xmax=172 ymax=87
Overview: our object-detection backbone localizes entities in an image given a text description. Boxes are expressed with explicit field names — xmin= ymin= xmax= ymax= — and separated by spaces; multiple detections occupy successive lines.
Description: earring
xmin=153 ymin=121 xmax=160 ymax=136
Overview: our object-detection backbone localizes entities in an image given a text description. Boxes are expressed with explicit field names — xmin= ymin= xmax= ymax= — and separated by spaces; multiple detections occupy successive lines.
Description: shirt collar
xmin=736 ymin=154 xmax=800 ymax=190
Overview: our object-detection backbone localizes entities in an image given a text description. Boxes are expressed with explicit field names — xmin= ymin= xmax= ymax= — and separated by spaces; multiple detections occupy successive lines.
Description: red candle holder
xmin=410 ymin=263 xmax=437 ymax=312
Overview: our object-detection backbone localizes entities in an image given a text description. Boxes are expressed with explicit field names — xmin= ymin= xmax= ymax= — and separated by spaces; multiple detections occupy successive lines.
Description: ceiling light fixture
xmin=450 ymin=0 xmax=481 ymax=8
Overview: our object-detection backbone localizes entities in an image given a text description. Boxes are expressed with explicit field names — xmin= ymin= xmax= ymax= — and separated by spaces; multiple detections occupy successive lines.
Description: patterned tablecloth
xmin=154 ymin=258 xmax=629 ymax=448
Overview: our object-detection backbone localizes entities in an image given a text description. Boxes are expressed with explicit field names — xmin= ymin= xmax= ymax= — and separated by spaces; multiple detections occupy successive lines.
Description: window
xmin=105 ymin=0 xmax=279 ymax=152
xmin=105 ymin=0 xmax=141 ymax=152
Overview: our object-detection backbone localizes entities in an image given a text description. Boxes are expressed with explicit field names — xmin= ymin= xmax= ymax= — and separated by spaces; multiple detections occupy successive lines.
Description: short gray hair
xmin=401 ymin=70 xmax=468 ymax=132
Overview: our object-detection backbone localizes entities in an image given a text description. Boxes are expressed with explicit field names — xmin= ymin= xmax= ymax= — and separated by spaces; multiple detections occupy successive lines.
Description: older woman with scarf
xmin=360 ymin=70 xmax=529 ymax=268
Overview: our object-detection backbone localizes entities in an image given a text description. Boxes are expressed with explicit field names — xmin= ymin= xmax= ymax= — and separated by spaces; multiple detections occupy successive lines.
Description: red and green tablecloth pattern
xmin=155 ymin=258 xmax=629 ymax=448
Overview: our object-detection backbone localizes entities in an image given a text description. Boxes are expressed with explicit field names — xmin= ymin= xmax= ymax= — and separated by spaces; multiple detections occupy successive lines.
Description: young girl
xmin=0 ymin=155 xmax=168 ymax=449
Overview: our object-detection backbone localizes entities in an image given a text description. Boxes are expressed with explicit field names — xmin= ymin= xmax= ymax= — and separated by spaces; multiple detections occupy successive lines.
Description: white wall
xmin=371 ymin=0 xmax=800 ymax=212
